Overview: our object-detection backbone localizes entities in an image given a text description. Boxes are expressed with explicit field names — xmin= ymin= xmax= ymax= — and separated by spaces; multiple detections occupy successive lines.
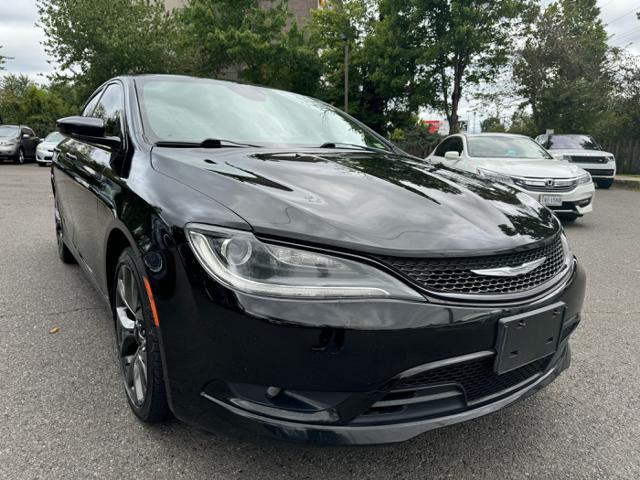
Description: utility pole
xmin=341 ymin=33 xmax=349 ymax=113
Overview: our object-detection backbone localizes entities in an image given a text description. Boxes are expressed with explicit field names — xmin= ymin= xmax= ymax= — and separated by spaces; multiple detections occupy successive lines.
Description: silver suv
xmin=535 ymin=134 xmax=615 ymax=189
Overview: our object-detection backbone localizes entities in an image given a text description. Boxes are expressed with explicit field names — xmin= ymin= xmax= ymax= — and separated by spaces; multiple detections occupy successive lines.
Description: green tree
xmin=38 ymin=0 xmax=179 ymax=96
xmin=178 ymin=0 xmax=321 ymax=95
xmin=388 ymin=0 xmax=536 ymax=133
xmin=481 ymin=116 xmax=506 ymax=132
xmin=513 ymin=0 xmax=610 ymax=134
xmin=0 ymin=75 xmax=78 ymax=135
xmin=306 ymin=0 xmax=430 ymax=133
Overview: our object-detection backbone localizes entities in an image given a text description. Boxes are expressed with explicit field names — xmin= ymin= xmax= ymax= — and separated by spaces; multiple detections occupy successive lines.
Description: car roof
xmin=455 ymin=132 xmax=532 ymax=140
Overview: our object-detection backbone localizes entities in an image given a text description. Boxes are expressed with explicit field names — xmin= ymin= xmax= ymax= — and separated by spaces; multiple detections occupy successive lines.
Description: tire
xmin=113 ymin=247 xmax=170 ymax=423
xmin=596 ymin=178 xmax=613 ymax=189
xmin=55 ymin=201 xmax=76 ymax=264
xmin=14 ymin=148 xmax=25 ymax=165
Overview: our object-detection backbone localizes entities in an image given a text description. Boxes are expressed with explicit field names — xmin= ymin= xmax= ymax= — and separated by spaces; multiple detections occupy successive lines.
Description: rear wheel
xmin=55 ymin=202 xmax=76 ymax=264
xmin=596 ymin=178 xmax=613 ymax=189
xmin=113 ymin=248 xmax=170 ymax=422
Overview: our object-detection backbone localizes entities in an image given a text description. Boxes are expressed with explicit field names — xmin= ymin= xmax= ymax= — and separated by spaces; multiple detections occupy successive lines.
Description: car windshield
xmin=467 ymin=136 xmax=553 ymax=159
xmin=546 ymin=135 xmax=601 ymax=150
xmin=135 ymin=77 xmax=389 ymax=150
xmin=0 ymin=126 xmax=19 ymax=138
xmin=43 ymin=132 xmax=64 ymax=143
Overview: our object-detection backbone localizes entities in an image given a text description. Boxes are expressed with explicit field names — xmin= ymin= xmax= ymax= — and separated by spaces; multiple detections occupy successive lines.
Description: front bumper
xmin=36 ymin=150 xmax=53 ymax=164
xmin=0 ymin=144 xmax=19 ymax=160
xmin=573 ymin=163 xmax=616 ymax=179
xmin=524 ymin=183 xmax=595 ymax=216
xmin=151 ymin=242 xmax=586 ymax=445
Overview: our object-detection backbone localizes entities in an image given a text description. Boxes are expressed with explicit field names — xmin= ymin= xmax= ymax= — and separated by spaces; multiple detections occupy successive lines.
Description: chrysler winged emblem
xmin=471 ymin=257 xmax=546 ymax=277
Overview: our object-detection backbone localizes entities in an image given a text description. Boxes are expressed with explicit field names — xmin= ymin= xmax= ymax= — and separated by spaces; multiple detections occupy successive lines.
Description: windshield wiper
xmin=319 ymin=142 xmax=391 ymax=154
xmin=155 ymin=138 xmax=262 ymax=148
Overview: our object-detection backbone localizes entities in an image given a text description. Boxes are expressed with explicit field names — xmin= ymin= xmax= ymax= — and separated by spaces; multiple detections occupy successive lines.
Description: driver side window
xmin=434 ymin=138 xmax=453 ymax=157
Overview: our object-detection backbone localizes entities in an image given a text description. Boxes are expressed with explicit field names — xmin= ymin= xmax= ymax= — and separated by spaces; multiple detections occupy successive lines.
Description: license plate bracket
xmin=494 ymin=302 xmax=565 ymax=374
xmin=540 ymin=194 xmax=563 ymax=206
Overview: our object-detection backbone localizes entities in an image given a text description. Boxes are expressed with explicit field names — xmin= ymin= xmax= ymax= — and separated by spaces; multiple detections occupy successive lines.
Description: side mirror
xmin=57 ymin=116 xmax=121 ymax=149
xmin=22 ymin=133 xmax=29 ymax=139
xmin=444 ymin=150 xmax=460 ymax=160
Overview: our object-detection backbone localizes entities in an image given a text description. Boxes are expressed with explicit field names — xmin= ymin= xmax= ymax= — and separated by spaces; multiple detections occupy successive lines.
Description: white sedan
xmin=35 ymin=131 xmax=65 ymax=167
xmin=427 ymin=133 xmax=595 ymax=221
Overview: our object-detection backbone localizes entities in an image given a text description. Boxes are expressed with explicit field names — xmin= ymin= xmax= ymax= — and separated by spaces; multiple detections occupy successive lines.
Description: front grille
xmin=570 ymin=156 xmax=608 ymax=164
xmin=378 ymin=235 xmax=566 ymax=295
xmin=584 ymin=168 xmax=614 ymax=177
xmin=522 ymin=182 xmax=576 ymax=193
xmin=395 ymin=355 xmax=549 ymax=403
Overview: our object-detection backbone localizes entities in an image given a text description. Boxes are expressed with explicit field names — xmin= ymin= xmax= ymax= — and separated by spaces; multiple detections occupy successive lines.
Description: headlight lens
xmin=608 ymin=155 xmax=615 ymax=163
xmin=476 ymin=168 xmax=514 ymax=185
xmin=577 ymin=173 xmax=592 ymax=185
xmin=560 ymin=232 xmax=573 ymax=261
xmin=186 ymin=225 xmax=423 ymax=300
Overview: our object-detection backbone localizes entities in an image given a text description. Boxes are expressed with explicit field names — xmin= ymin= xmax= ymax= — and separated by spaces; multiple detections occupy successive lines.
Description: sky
xmin=1 ymin=0 xmax=639 ymax=120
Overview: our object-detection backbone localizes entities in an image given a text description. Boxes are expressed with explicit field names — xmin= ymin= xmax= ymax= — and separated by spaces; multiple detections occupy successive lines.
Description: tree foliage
xmin=37 ymin=0 xmax=180 ymax=97
xmin=513 ymin=0 xmax=610 ymax=134
xmin=0 ymin=75 xmax=79 ymax=135
xmin=178 ymin=0 xmax=321 ymax=95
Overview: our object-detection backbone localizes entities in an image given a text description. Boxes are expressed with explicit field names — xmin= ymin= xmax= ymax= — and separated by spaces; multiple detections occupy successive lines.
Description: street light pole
xmin=341 ymin=33 xmax=349 ymax=113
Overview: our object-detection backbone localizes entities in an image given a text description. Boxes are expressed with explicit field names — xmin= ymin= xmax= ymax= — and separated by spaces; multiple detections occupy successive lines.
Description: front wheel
xmin=596 ymin=178 xmax=613 ymax=189
xmin=14 ymin=148 xmax=25 ymax=165
xmin=55 ymin=202 xmax=76 ymax=264
xmin=113 ymin=248 xmax=170 ymax=422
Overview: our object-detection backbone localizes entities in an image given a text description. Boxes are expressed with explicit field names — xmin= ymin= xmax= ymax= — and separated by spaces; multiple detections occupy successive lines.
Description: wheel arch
xmin=105 ymin=227 xmax=135 ymax=301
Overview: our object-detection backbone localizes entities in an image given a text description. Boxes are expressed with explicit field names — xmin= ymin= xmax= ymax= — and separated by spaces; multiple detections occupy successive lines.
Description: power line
xmin=605 ymin=4 xmax=640 ymax=25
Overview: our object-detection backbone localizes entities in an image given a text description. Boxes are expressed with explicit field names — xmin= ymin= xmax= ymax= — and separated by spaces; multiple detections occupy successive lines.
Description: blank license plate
xmin=494 ymin=302 xmax=565 ymax=374
xmin=540 ymin=194 xmax=562 ymax=206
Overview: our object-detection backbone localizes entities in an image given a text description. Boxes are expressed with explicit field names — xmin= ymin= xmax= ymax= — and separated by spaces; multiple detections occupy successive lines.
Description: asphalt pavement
xmin=1 ymin=163 xmax=639 ymax=479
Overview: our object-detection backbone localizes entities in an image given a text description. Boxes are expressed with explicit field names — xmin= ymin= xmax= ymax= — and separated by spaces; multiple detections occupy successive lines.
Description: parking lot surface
xmin=1 ymin=164 xmax=639 ymax=479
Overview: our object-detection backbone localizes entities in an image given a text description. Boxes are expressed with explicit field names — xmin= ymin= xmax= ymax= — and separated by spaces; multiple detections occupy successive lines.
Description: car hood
xmin=38 ymin=141 xmax=59 ymax=150
xmin=548 ymin=149 xmax=613 ymax=156
xmin=474 ymin=158 xmax=586 ymax=178
xmin=152 ymin=148 xmax=559 ymax=256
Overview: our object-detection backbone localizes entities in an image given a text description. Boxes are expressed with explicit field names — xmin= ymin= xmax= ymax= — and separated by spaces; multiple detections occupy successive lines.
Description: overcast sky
xmin=1 ymin=1 xmax=639 ymax=81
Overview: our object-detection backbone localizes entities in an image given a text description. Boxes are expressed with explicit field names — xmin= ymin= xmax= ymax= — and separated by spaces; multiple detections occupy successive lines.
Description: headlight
xmin=562 ymin=154 xmax=573 ymax=161
xmin=476 ymin=168 xmax=514 ymax=185
xmin=577 ymin=173 xmax=592 ymax=185
xmin=560 ymin=232 xmax=573 ymax=261
xmin=608 ymin=155 xmax=615 ymax=163
xmin=186 ymin=224 xmax=423 ymax=300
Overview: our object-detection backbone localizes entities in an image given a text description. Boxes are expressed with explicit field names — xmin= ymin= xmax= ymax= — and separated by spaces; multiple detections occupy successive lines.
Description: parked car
xmin=535 ymin=134 xmax=615 ymax=189
xmin=0 ymin=125 xmax=40 ymax=164
xmin=36 ymin=131 xmax=64 ymax=167
xmin=427 ymin=133 xmax=595 ymax=222
xmin=52 ymin=75 xmax=585 ymax=445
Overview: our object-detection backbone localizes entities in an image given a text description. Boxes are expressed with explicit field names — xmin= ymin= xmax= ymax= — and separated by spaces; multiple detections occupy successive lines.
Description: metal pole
xmin=344 ymin=42 xmax=349 ymax=113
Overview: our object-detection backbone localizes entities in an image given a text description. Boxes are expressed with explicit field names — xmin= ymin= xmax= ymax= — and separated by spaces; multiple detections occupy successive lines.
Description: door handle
xmin=66 ymin=153 xmax=78 ymax=162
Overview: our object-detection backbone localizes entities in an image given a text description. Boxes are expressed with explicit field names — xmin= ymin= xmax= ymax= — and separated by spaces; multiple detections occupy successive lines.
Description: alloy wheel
xmin=115 ymin=264 xmax=148 ymax=407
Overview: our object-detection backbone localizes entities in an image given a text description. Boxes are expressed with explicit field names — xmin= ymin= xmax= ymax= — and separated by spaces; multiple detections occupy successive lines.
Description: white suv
xmin=427 ymin=133 xmax=595 ymax=221
xmin=535 ymin=134 xmax=616 ymax=189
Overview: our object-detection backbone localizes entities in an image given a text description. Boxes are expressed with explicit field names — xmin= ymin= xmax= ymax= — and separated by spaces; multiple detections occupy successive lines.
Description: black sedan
xmin=51 ymin=75 xmax=585 ymax=445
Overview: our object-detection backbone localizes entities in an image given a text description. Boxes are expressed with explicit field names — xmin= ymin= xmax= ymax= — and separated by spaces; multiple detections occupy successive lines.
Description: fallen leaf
xmin=49 ymin=326 xmax=60 ymax=334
